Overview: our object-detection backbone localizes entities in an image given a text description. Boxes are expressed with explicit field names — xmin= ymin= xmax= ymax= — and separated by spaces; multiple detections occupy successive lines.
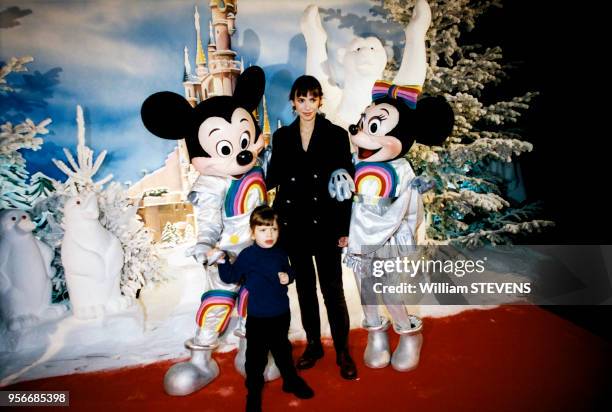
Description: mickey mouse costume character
xmin=141 ymin=66 xmax=280 ymax=396
xmin=331 ymin=0 xmax=454 ymax=372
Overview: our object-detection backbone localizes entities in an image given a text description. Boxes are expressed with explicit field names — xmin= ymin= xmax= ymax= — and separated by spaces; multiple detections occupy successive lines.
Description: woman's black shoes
xmin=282 ymin=376 xmax=314 ymax=399
xmin=296 ymin=340 xmax=324 ymax=370
xmin=336 ymin=350 xmax=357 ymax=380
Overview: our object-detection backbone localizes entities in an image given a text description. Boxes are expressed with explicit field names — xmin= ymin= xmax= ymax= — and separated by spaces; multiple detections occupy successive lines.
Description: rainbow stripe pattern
xmin=196 ymin=289 xmax=238 ymax=333
xmin=371 ymin=80 xmax=422 ymax=109
xmin=354 ymin=162 xmax=399 ymax=198
xmin=224 ymin=166 xmax=267 ymax=217
xmin=236 ymin=287 xmax=249 ymax=318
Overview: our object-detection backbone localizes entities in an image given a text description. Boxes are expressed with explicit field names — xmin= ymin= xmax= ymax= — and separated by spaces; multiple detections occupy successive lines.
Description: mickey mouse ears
xmin=141 ymin=66 xmax=266 ymax=141
xmin=234 ymin=66 xmax=265 ymax=113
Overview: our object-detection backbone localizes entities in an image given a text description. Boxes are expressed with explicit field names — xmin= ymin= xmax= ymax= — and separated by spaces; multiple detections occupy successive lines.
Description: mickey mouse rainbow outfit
xmin=189 ymin=166 xmax=267 ymax=346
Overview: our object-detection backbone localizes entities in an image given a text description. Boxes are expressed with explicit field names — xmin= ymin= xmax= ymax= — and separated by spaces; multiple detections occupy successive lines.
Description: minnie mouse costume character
xmin=345 ymin=84 xmax=454 ymax=372
xmin=141 ymin=66 xmax=279 ymax=395
xmin=331 ymin=0 xmax=454 ymax=372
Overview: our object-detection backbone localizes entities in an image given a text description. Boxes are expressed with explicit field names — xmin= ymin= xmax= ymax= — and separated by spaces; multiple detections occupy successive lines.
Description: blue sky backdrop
xmin=1 ymin=0 xmax=404 ymax=184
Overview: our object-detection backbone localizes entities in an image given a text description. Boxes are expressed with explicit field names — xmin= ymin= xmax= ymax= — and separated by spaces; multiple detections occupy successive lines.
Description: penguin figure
xmin=0 ymin=209 xmax=66 ymax=330
xmin=61 ymin=191 xmax=131 ymax=319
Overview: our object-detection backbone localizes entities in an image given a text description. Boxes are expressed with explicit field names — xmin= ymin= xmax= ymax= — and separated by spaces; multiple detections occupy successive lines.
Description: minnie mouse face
xmin=141 ymin=66 xmax=266 ymax=178
xmin=351 ymin=102 xmax=401 ymax=162
xmin=349 ymin=95 xmax=455 ymax=162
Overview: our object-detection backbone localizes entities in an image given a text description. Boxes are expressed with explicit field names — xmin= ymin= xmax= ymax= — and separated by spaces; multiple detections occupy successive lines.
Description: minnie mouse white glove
xmin=328 ymin=168 xmax=355 ymax=201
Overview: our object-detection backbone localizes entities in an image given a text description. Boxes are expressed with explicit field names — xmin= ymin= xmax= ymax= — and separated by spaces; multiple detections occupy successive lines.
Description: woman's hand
xmin=337 ymin=236 xmax=348 ymax=248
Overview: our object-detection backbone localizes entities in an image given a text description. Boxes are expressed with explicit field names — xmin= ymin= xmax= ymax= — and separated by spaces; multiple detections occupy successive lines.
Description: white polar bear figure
xmin=301 ymin=0 xmax=431 ymax=129
xmin=0 ymin=209 xmax=67 ymax=331
xmin=61 ymin=191 xmax=131 ymax=319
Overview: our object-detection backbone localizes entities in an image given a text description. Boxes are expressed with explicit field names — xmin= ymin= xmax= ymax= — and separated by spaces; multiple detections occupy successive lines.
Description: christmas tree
xmin=27 ymin=171 xmax=56 ymax=203
xmin=323 ymin=0 xmax=553 ymax=247
xmin=1 ymin=57 xmax=52 ymax=210
xmin=160 ymin=222 xmax=180 ymax=247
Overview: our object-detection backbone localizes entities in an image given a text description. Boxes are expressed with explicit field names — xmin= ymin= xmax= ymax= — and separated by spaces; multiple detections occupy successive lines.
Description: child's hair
xmin=250 ymin=205 xmax=278 ymax=229
xmin=289 ymin=75 xmax=323 ymax=101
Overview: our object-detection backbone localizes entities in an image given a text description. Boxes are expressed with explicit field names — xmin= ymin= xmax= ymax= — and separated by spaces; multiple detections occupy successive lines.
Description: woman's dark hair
xmin=250 ymin=205 xmax=278 ymax=229
xmin=289 ymin=75 xmax=323 ymax=101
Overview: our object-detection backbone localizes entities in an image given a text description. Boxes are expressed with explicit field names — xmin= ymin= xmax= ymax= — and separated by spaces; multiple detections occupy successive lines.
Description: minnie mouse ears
xmin=141 ymin=66 xmax=266 ymax=141
xmin=414 ymin=96 xmax=455 ymax=146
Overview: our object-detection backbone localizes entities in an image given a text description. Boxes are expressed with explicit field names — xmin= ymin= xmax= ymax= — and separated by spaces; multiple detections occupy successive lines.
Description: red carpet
xmin=4 ymin=306 xmax=610 ymax=412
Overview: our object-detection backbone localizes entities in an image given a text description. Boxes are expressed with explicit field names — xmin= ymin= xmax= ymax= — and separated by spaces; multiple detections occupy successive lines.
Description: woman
xmin=266 ymin=75 xmax=357 ymax=380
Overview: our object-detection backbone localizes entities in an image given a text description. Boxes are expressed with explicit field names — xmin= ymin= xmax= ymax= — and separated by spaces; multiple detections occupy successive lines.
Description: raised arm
xmin=393 ymin=0 xmax=432 ymax=87
xmin=301 ymin=5 xmax=342 ymax=114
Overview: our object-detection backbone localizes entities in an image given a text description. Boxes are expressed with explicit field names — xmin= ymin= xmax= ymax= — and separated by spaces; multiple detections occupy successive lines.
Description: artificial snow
xmin=0 ymin=242 xmax=502 ymax=386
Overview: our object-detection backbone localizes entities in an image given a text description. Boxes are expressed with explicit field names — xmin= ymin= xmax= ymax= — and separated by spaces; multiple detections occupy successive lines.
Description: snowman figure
xmin=0 ymin=209 xmax=67 ymax=331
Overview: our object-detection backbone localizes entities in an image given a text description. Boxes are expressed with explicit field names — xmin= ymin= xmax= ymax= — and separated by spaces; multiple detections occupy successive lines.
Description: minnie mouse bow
xmin=372 ymin=80 xmax=422 ymax=109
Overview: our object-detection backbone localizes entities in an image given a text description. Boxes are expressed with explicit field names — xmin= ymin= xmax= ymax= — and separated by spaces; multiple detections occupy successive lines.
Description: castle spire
xmin=194 ymin=6 xmax=207 ymax=76
xmin=183 ymin=46 xmax=192 ymax=80
xmin=262 ymin=95 xmax=271 ymax=136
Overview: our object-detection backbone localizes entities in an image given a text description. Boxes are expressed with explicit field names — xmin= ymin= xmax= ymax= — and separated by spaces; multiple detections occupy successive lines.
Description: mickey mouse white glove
xmin=186 ymin=243 xmax=212 ymax=265
xmin=328 ymin=168 xmax=355 ymax=202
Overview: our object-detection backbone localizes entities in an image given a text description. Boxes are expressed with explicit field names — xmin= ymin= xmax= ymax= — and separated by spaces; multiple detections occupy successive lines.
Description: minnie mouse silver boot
xmin=390 ymin=315 xmax=423 ymax=372
xmin=363 ymin=317 xmax=391 ymax=368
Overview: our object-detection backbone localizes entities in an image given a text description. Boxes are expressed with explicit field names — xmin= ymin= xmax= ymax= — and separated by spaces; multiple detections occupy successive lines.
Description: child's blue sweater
xmin=218 ymin=244 xmax=295 ymax=317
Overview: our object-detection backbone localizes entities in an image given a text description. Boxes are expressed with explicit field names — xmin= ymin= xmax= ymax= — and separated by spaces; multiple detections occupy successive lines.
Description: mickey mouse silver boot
xmin=363 ymin=317 xmax=391 ymax=368
xmin=163 ymin=338 xmax=220 ymax=396
xmin=390 ymin=315 xmax=423 ymax=372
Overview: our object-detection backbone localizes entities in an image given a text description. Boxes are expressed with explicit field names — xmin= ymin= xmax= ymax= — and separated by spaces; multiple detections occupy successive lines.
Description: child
xmin=213 ymin=205 xmax=314 ymax=412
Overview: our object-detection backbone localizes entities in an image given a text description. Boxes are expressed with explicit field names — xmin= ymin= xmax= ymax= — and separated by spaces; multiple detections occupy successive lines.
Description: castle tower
xmin=209 ymin=0 xmax=241 ymax=96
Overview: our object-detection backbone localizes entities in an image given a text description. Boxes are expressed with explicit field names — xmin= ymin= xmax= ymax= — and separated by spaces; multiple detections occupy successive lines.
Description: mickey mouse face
xmin=350 ymin=102 xmax=402 ymax=162
xmin=193 ymin=107 xmax=264 ymax=177
xmin=141 ymin=66 xmax=266 ymax=179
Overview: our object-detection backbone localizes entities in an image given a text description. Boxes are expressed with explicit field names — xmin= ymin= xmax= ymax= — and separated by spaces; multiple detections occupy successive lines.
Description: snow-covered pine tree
xmin=31 ymin=187 xmax=67 ymax=302
xmin=324 ymin=0 xmax=553 ymax=247
xmin=43 ymin=105 xmax=166 ymax=298
xmin=160 ymin=222 xmax=180 ymax=247
xmin=1 ymin=56 xmax=52 ymax=210
xmin=28 ymin=171 xmax=56 ymax=203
